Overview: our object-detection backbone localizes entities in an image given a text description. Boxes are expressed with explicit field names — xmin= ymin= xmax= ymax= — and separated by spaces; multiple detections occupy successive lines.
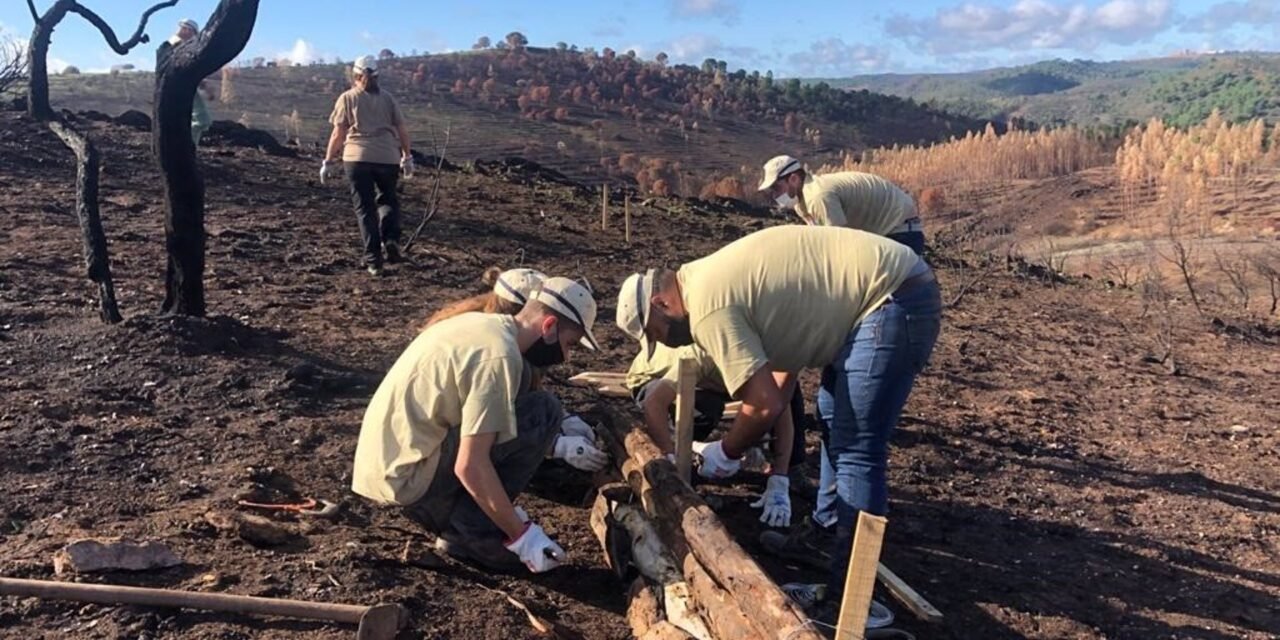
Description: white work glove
xmin=504 ymin=522 xmax=565 ymax=573
xmin=400 ymin=154 xmax=415 ymax=178
xmin=319 ymin=159 xmax=339 ymax=184
xmin=552 ymin=435 xmax=609 ymax=472
xmin=750 ymin=474 xmax=792 ymax=527
xmin=693 ymin=440 xmax=741 ymax=479
xmin=560 ymin=415 xmax=595 ymax=439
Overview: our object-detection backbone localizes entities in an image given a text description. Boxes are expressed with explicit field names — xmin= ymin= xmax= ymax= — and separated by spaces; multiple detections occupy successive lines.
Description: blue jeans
xmin=816 ymin=277 xmax=941 ymax=588
xmin=888 ymin=230 xmax=926 ymax=255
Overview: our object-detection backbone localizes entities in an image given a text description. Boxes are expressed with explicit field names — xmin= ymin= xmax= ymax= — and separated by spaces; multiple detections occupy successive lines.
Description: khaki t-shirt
xmin=677 ymin=225 xmax=921 ymax=395
xmin=330 ymin=88 xmax=405 ymax=165
xmin=352 ymin=313 xmax=522 ymax=506
xmin=796 ymin=172 xmax=917 ymax=235
xmin=624 ymin=343 xmax=726 ymax=394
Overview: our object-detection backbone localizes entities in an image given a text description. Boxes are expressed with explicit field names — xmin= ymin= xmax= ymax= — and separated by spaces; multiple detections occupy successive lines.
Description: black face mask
xmin=662 ymin=315 xmax=694 ymax=347
xmin=524 ymin=329 xmax=565 ymax=368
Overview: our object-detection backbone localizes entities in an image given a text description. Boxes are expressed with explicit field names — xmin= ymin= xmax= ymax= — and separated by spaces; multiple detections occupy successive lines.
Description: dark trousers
xmin=346 ymin=161 xmax=402 ymax=267
xmin=402 ymin=391 xmax=563 ymax=541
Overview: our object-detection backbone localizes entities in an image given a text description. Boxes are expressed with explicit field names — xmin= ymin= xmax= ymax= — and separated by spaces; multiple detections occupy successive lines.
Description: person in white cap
xmin=155 ymin=19 xmax=212 ymax=145
xmin=615 ymin=226 xmax=941 ymax=609
xmin=352 ymin=277 xmax=602 ymax=574
xmin=419 ymin=267 xmax=609 ymax=473
xmin=323 ymin=55 xmax=414 ymax=276
xmin=758 ymin=155 xmax=926 ymax=255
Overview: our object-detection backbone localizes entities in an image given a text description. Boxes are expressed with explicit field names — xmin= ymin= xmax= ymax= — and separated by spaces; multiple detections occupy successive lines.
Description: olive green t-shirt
xmin=796 ymin=172 xmax=917 ymax=235
xmin=624 ymin=343 xmax=726 ymax=394
xmin=330 ymin=87 xmax=405 ymax=165
xmin=352 ymin=313 xmax=522 ymax=506
xmin=677 ymin=225 xmax=921 ymax=395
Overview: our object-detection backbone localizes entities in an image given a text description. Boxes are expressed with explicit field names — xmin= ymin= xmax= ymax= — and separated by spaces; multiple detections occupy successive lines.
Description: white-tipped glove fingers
xmin=401 ymin=154 xmax=415 ymax=178
xmin=750 ymin=474 xmax=792 ymax=527
xmin=504 ymin=522 xmax=565 ymax=573
xmin=560 ymin=415 xmax=595 ymax=440
xmin=552 ymin=435 xmax=609 ymax=472
xmin=695 ymin=440 xmax=741 ymax=479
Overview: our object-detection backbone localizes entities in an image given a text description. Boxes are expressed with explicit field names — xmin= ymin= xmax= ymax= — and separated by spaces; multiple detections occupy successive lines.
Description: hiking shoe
xmin=366 ymin=265 xmax=384 ymax=277
xmin=781 ymin=582 xmax=827 ymax=610
xmin=433 ymin=531 xmax=524 ymax=573
xmin=384 ymin=243 xmax=402 ymax=264
xmin=759 ymin=517 xmax=833 ymax=570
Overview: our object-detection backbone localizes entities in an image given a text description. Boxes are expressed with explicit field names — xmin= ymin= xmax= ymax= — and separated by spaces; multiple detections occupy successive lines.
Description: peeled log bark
xmin=627 ymin=577 xmax=661 ymax=638
xmin=47 ymin=119 xmax=122 ymax=323
xmin=597 ymin=405 xmax=822 ymax=640
xmin=153 ymin=0 xmax=260 ymax=316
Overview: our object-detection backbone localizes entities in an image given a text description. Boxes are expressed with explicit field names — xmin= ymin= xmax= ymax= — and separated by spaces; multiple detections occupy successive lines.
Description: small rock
xmin=1229 ymin=425 xmax=1250 ymax=434
xmin=53 ymin=539 xmax=182 ymax=575
xmin=203 ymin=511 xmax=299 ymax=547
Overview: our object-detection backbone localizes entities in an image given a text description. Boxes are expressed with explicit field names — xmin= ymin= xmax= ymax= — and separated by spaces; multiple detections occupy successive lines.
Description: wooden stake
xmin=602 ymin=184 xmax=609 ymax=230
xmin=625 ymin=196 xmax=632 ymax=243
xmin=836 ymin=512 xmax=888 ymax=640
xmin=876 ymin=563 xmax=943 ymax=624
xmin=673 ymin=357 xmax=697 ymax=485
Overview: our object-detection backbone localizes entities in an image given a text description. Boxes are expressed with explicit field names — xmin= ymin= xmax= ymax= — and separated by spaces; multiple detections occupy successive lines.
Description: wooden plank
xmin=876 ymin=563 xmax=943 ymax=624
xmin=722 ymin=401 xmax=742 ymax=420
xmin=836 ymin=512 xmax=887 ymax=640
xmin=673 ymin=357 xmax=697 ymax=485
xmin=568 ymin=372 xmax=628 ymax=386
xmin=596 ymin=385 xmax=631 ymax=399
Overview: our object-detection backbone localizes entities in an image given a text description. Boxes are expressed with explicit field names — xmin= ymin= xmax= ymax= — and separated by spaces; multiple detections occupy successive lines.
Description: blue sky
xmin=2 ymin=0 xmax=1278 ymax=76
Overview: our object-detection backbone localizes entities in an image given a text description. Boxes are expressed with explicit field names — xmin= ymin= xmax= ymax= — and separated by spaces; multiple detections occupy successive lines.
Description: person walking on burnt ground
xmin=155 ymin=18 xmax=213 ymax=145
xmin=322 ymin=55 xmax=414 ymax=277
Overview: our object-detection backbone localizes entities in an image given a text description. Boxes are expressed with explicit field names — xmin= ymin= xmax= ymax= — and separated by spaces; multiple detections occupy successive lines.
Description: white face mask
xmin=774 ymin=193 xmax=797 ymax=209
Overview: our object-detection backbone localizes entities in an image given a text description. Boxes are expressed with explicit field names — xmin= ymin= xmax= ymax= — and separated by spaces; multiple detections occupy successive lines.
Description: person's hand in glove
xmin=750 ymin=474 xmax=792 ymax=527
xmin=319 ymin=159 xmax=339 ymax=184
xmin=504 ymin=522 xmax=565 ymax=573
xmin=552 ymin=435 xmax=609 ymax=472
xmin=400 ymin=154 xmax=415 ymax=178
xmin=693 ymin=440 xmax=741 ymax=479
xmin=560 ymin=415 xmax=595 ymax=440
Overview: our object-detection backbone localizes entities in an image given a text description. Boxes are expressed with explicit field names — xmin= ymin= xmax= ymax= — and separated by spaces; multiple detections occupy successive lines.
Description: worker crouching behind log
xmin=352 ymin=277 xmax=601 ymax=573
xmin=615 ymin=226 xmax=941 ymax=599
xmin=624 ymin=342 xmax=807 ymax=488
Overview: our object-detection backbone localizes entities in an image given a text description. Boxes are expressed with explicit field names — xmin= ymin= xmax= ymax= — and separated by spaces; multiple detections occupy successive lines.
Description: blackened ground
xmin=0 ymin=111 xmax=1276 ymax=639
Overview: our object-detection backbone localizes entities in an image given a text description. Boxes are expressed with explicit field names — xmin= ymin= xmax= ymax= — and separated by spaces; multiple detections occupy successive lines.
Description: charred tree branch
xmin=67 ymin=0 xmax=180 ymax=55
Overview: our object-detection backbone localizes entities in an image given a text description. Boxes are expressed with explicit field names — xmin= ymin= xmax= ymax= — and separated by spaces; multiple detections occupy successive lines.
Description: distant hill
xmin=43 ymin=46 xmax=991 ymax=199
xmin=808 ymin=53 xmax=1280 ymax=128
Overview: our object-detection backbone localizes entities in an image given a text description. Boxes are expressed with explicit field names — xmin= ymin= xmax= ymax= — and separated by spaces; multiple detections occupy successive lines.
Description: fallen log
xmin=627 ymin=577 xmax=662 ymax=637
xmin=596 ymin=405 xmax=822 ymax=640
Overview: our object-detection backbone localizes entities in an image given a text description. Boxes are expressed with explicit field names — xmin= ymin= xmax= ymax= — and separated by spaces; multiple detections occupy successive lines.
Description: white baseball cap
xmin=353 ymin=55 xmax=379 ymax=76
xmin=534 ymin=277 xmax=600 ymax=350
xmin=493 ymin=268 xmax=547 ymax=305
xmin=616 ymin=269 xmax=656 ymax=359
xmin=178 ymin=18 xmax=198 ymax=31
xmin=758 ymin=154 xmax=802 ymax=192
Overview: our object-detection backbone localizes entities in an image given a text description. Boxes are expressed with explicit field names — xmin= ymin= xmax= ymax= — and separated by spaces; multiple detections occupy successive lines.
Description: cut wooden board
xmin=876 ymin=563 xmax=944 ymax=624
xmin=673 ymin=358 xmax=697 ymax=485
xmin=836 ymin=512 xmax=887 ymax=640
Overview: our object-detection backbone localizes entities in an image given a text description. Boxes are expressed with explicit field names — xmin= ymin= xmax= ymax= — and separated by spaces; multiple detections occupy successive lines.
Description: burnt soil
xmin=0 ymin=111 xmax=1277 ymax=639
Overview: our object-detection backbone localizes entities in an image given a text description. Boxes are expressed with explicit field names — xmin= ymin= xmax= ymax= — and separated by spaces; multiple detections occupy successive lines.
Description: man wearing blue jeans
xmin=616 ymin=226 xmax=941 ymax=612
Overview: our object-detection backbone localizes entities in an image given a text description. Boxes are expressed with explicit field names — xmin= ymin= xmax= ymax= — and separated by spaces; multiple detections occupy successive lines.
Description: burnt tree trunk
xmin=48 ymin=120 xmax=122 ymax=322
xmin=25 ymin=0 xmax=175 ymax=322
xmin=153 ymin=0 xmax=259 ymax=316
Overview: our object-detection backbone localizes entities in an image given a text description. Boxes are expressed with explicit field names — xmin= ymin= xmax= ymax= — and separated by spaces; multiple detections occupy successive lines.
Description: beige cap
xmin=758 ymin=154 xmax=802 ymax=191
xmin=493 ymin=268 xmax=547 ymax=305
xmin=534 ymin=277 xmax=600 ymax=350
xmin=353 ymin=55 xmax=379 ymax=75
xmin=616 ymin=269 xmax=656 ymax=359
xmin=178 ymin=18 xmax=198 ymax=31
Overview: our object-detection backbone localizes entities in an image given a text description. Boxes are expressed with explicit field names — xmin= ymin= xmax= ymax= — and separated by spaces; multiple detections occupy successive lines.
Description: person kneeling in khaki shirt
xmin=352 ymin=278 xmax=601 ymax=574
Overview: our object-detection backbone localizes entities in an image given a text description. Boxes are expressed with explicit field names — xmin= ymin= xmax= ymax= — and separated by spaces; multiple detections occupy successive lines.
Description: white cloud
xmin=886 ymin=0 xmax=1174 ymax=54
xmin=1181 ymin=0 xmax=1278 ymax=32
xmin=789 ymin=39 xmax=890 ymax=75
xmin=278 ymin=39 xmax=322 ymax=65
xmin=669 ymin=0 xmax=741 ymax=26
xmin=668 ymin=33 xmax=722 ymax=59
